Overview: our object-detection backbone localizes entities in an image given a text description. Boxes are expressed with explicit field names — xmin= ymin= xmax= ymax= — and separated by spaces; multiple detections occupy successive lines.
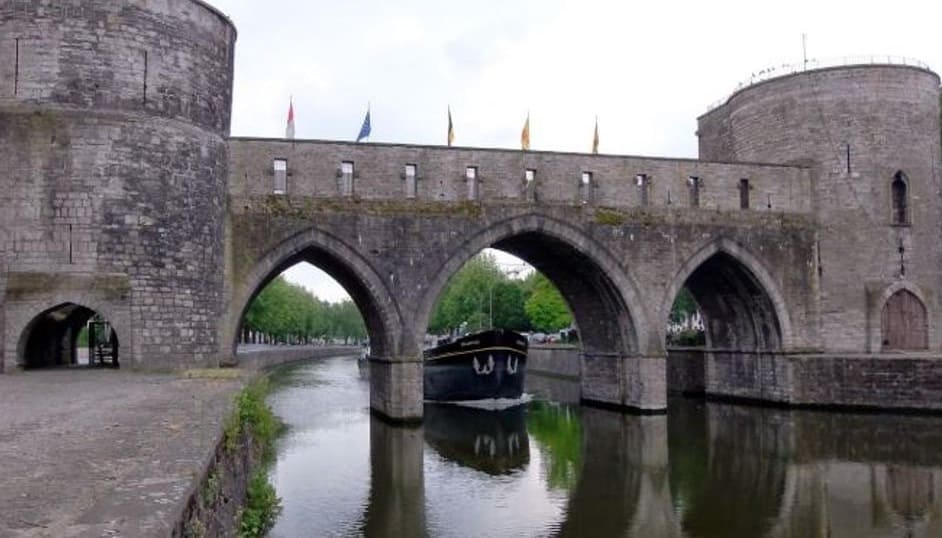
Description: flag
xmin=285 ymin=98 xmax=295 ymax=139
xmin=592 ymin=116 xmax=599 ymax=154
xmin=447 ymin=106 xmax=455 ymax=147
xmin=356 ymin=106 xmax=371 ymax=142
xmin=521 ymin=113 xmax=530 ymax=150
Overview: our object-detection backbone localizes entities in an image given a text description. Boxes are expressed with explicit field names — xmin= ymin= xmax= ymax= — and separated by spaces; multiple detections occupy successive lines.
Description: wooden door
xmin=882 ymin=290 xmax=928 ymax=350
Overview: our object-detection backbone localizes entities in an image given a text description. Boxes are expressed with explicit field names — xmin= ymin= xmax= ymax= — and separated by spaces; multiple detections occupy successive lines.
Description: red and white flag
xmin=285 ymin=98 xmax=295 ymax=139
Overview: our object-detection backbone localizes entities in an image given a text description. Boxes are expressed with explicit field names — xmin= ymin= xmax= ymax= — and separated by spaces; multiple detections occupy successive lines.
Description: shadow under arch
xmin=414 ymin=213 xmax=647 ymax=357
xmin=17 ymin=302 xmax=122 ymax=369
xmin=227 ymin=227 xmax=405 ymax=360
xmin=661 ymin=239 xmax=791 ymax=351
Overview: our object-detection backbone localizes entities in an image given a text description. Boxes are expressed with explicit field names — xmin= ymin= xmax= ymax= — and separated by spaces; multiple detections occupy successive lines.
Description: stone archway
xmin=661 ymin=238 xmax=792 ymax=351
xmin=414 ymin=213 xmax=663 ymax=411
xmin=227 ymin=226 xmax=421 ymax=420
xmin=663 ymin=239 xmax=790 ymax=398
xmin=17 ymin=303 xmax=120 ymax=369
xmin=226 ymin=227 xmax=405 ymax=362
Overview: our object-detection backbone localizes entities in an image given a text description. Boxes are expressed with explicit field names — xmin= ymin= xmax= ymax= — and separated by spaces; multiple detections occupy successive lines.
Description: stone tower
xmin=698 ymin=64 xmax=942 ymax=352
xmin=0 ymin=1 xmax=236 ymax=370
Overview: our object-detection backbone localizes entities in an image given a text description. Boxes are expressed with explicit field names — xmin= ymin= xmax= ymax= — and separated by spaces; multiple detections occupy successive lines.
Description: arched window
xmin=891 ymin=171 xmax=909 ymax=225
xmin=881 ymin=289 xmax=927 ymax=350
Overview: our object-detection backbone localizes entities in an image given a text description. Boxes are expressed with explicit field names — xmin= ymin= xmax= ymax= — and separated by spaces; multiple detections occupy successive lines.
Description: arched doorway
xmin=881 ymin=289 xmax=927 ymax=350
xmin=19 ymin=303 xmax=120 ymax=369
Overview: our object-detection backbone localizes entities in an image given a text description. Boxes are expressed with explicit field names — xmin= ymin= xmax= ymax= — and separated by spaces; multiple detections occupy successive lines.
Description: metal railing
xmin=707 ymin=55 xmax=932 ymax=112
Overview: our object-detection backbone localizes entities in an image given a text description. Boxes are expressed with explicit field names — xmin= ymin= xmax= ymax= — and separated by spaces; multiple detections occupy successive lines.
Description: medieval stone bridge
xmin=224 ymin=139 xmax=816 ymax=417
xmin=2 ymin=0 xmax=941 ymax=421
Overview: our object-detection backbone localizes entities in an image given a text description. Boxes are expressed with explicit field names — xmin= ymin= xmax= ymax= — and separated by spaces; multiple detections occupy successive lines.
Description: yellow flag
xmin=521 ymin=114 xmax=530 ymax=150
xmin=447 ymin=106 xmax=455 ymax=147
xmin=592 ymin=117 xmax=599 ymax=154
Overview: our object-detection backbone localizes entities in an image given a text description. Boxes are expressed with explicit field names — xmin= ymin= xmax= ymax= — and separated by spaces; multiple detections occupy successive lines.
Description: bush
xmin=223 ymin=378 xmax=284 ymax=537
xmin=239 ymin=469 xmax=282 ymax=538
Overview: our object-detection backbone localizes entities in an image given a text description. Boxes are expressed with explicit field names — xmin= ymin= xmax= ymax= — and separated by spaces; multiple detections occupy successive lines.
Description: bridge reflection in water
xmin=267 ymin=357 xmax=942 ymax=537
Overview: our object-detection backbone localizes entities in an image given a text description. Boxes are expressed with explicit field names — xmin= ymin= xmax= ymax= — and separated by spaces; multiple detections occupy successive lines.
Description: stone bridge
xmin=224 ymin=139 xmax=817 ymax=418
xmin=1 ymin=0 xmax=940 ymax=422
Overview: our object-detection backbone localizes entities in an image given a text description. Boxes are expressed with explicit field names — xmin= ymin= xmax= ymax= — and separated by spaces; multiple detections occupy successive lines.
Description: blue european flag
xmin=356 ymin=108 xmax=371 ymax=142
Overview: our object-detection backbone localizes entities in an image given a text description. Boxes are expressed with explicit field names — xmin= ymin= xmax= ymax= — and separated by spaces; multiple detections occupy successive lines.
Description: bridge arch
xmin=661 ymin=238 xmax=792 ymax=351
xmin=414 ymin=213 xmax=648 ymax=357
xmin=15 ymin=300 xmax=127 ymax=369
xmin=226 ymin=227 xmax=405 ymax=360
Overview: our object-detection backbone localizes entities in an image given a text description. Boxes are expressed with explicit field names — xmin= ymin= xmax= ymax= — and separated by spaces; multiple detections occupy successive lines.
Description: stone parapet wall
xmin=229 ymin=138 xmax=812 ymax=214
xmin=234 ymin=345 xmax=357 ymax=371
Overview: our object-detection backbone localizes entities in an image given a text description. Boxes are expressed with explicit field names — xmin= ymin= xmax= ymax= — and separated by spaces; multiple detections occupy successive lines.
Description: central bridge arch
xmin=414 ymin=213 xmax=661 ymax=411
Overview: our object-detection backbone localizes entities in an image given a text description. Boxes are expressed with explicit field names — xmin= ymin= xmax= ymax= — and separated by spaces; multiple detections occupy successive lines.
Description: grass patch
xmin=223 ymin=377 xmax=284 ymax=537
xmin=180 ymin=368 xmax=244 ymax=380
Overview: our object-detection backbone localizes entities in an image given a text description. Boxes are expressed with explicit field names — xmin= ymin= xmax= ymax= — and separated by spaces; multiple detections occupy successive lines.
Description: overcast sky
xmin=211 ymin=0 xmax=942 ymax=302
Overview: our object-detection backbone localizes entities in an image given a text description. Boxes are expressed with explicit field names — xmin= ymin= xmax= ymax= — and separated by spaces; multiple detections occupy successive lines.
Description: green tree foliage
xmin=669 ymin=287 xmax=698 ymax=324
xmin=524 ymin=273 xmax=573 ymax=333
xmin=430 ymin=252 xmax=531 ymax=333
xmin=667 ymin=286 xmax=705 ymax=346
xmin=243 ymin=276 xmax=366 ymax=344
xmin=429 ymin=252 xmax=575 ymax=335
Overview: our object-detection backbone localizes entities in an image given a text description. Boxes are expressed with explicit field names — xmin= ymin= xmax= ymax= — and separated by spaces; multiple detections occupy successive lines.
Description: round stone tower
xmin=0 ymin=1 xmax=236 ymax=369
xmin=698 ymin=63 xmax=942 ymax=352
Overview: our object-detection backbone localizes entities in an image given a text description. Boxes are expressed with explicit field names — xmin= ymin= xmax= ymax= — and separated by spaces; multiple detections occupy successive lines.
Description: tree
xmin=429 ymin=252 xmax=506 ymax=333
xmin=670 ymin=287 xmax=698 ymax=324
xmin=242 ymin=275 xmax=366 ymax=344
xmin=524 ymin=274 xmax=572 ymax=333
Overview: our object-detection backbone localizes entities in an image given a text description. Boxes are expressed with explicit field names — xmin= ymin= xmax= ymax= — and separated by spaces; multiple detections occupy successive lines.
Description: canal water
xmin=266 ymin=355 xmax=942 ymax=537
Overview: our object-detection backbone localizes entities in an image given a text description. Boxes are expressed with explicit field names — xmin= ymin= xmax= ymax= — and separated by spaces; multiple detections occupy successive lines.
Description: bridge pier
xmin=369 ymin=357 xmax=424 ymax=422
xmin=581 ymin=353 xmax=667 ymax=413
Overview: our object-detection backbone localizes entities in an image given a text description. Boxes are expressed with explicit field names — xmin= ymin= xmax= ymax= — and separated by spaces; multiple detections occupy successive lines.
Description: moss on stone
xmin=594 ymin=208 xmax=626 ymax=226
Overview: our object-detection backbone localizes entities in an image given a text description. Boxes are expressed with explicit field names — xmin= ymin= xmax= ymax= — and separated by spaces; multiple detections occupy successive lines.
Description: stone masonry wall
xmin=0 ymin=0 xmax=236 ymax=370
xmin=699 ymin=65 xmax=942 ymax=352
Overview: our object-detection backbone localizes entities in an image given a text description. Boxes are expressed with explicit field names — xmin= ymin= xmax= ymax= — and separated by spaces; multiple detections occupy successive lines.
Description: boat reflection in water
xmin=423 ymin=403 xmax=530 ymax=475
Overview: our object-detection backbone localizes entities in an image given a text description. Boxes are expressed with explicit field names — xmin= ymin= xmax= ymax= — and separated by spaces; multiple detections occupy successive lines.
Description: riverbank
xmin=0 ymin=346 xmax=356 ymax=537
xmin=0 ymin=368 xmax=241 ymax=537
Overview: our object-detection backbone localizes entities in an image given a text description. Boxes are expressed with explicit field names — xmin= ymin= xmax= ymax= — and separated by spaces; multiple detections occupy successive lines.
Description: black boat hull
xmin=423 ymin=329 xmax=528 ymax=402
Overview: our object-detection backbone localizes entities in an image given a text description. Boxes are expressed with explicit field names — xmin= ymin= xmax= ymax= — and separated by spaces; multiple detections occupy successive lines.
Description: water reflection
xmin=424 ymin=404 xmax=529 ymax=475
xmin=527 ymin=401 xmax=581 ymax=491
xmin=359 ymin=416 xmax=426 ymax=538
xmin=268 ymin=358 xmax=942 ymax=537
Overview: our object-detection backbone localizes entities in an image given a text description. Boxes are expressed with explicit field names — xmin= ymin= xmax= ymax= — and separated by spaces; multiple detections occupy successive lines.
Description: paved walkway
xmin=0 ymin=369 xmax=242 ymax=537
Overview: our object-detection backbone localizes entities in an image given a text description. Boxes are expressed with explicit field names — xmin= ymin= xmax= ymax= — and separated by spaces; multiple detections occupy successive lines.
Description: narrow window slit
xmin=14 ymin=38 xmax=20 ymax=96
xmin=142 ymin=50 xmax=148 ymax=105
